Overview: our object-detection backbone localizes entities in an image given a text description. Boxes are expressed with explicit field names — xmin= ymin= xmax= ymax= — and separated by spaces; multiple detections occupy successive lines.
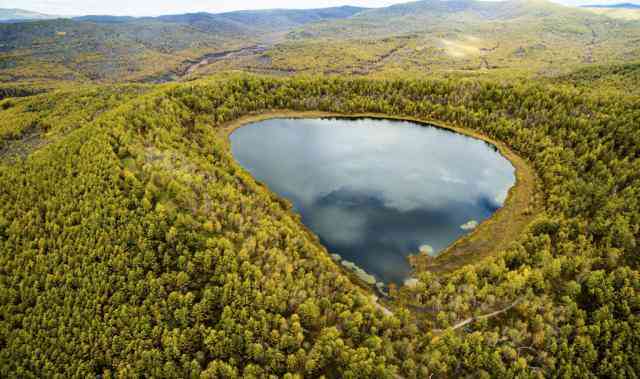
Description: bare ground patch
xmin=0 ymin=122 xmax=47 ymax=162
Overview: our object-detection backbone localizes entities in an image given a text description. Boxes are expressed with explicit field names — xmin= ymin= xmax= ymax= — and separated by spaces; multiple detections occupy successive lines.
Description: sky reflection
xmin=230 ymin=118 xmax=515 ymax=284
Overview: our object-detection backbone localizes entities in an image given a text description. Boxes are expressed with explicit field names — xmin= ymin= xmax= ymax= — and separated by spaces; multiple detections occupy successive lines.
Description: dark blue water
xmin=230 ymin=118 xmax=515 ymax=285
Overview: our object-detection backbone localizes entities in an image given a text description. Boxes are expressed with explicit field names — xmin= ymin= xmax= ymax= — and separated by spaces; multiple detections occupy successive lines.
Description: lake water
xmin=230 ymin=118 xmax=515 ymax=285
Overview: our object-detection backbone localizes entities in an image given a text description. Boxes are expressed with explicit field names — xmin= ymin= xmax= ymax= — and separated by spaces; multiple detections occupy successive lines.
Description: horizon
xmin=3 ymin=0 xmax=639 ymax=17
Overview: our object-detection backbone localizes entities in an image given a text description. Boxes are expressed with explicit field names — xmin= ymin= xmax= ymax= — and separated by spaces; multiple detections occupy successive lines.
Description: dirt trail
xmin=359 ymin=43 xmax=409 ymax=74
xmin=447 ymin=297 xmax=524 ymax=331
xmin=180 ymin=45 xmax=269 ymax=76
xmin=584 ymin=22 xmax=597 ymax=63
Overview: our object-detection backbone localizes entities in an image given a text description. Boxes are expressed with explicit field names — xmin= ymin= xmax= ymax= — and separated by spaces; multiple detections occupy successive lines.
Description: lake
xmin=230 ymin=118 xmax=515 ymax=285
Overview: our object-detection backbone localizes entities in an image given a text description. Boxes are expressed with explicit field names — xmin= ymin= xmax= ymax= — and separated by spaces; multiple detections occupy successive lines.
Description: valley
xmin=2 ymin=0 xmax=640 ymax=83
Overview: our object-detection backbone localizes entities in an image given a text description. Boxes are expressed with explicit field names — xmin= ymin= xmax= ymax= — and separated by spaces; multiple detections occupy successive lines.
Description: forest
xmin=2 ymin=0 xmax=640 ymax=83
xmin=0 ymin=65 xmax=638 ymax=377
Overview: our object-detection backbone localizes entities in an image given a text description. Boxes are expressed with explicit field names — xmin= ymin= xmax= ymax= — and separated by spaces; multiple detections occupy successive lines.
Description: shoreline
xmin=218 ymin=110 xmax=540 ymax=288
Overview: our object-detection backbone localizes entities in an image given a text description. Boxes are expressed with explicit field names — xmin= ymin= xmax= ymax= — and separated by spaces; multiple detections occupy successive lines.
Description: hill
xmin=581 ymin=2 xmax=640 ymax=19
xmin=0 ymin=18 xmax=230 ymax=83
xmin=289 ymin=0 xmax=597 ymax=37
xmin=0 ymin=8 xmax=58 ymax=23
xmin=1 ymin=0 xmax=639 ymax=83
xmin=582 ymin=3 xmax=640 ymax=9
xmin=73 ymin=6 xmax=367 ymax=34
xmin=0 ymin=6 xmax=367 ymax=83
xmin=554 ymin=61 xmax=640 ymax=94
xmin=252 ymin=0 xmax=640 ymax=77
xmin=155 ymin=6 xmax=367 ymax=33
xmin=2 ymin=0 xmax=637 ymax=83
xmin=0 ymin=1 xmax=639 ymax=377
xmin=0 ymin=71 xmax=638 ymax=377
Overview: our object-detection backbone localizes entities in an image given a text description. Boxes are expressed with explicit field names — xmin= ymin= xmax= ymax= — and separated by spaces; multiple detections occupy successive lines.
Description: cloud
xmin=460 ymin=220 xmax=479 ymax=231
xmin=419 ymin=244 xmax=434 ymax=255
xmin=308 ymin=205 xmax=368 ymax=245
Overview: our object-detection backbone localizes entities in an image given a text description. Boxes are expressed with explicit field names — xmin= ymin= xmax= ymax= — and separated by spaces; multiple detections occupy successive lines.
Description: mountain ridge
xmin=0 ymin=5 xmax=368 ymax=24
xmin=581 ymin=3 xmax=640 ymax=9
xmin=0 ymin=8 xmax=59 ymax=23
xmin=0 ymin=0 xmax=639 ymax=82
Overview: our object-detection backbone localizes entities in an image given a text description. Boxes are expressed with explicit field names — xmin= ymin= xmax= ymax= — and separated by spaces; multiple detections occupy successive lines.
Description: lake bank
xmin=219 ymin=110 xmax=539 ymax=287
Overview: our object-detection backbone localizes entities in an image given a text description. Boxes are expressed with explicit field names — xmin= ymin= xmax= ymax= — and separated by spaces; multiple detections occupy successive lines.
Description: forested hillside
xmin=0 ymin=0 xmax=639 ymax=376
xmin=0 ymin=71 xmax=638 ymax=377
xmin=0 ymin=6 xmax=366 ymax=83
xmin=274 ymin=0 xmax=640 ymax=77
xmin=2 ymin=0 xmax=640 ymax=83
xmin=0 ymin=8 xmax=57 ymax=23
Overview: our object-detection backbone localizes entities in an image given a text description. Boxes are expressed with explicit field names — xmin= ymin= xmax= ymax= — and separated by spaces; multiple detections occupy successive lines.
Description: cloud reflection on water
xmin=231 ymin=118 xmax=515 ymax=284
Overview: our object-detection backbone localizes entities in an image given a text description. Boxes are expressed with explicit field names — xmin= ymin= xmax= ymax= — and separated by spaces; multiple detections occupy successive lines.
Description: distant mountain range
xmin=0 ymin=6 xmax=368 ymax=26
xmin=581 ymin=3 xmax=640 ymax=8
xmin=0 ymin=8 xmax=58 ymax=23
xmin=1 ymin=0 xmax=639 ymax=83
xmin=0 ymin=5 xmax=370 ymax=81
xmin=4 ymin=1 xmax=640 ymax=23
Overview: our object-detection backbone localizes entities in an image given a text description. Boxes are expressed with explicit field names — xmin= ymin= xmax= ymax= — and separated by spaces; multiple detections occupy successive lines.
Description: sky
xmin=1 ymin=0 xmax=638 ymax=17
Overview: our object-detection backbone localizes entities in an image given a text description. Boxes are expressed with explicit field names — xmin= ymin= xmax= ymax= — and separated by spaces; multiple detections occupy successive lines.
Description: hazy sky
xmin=2 ymin=0 xmax=637 ymax=17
